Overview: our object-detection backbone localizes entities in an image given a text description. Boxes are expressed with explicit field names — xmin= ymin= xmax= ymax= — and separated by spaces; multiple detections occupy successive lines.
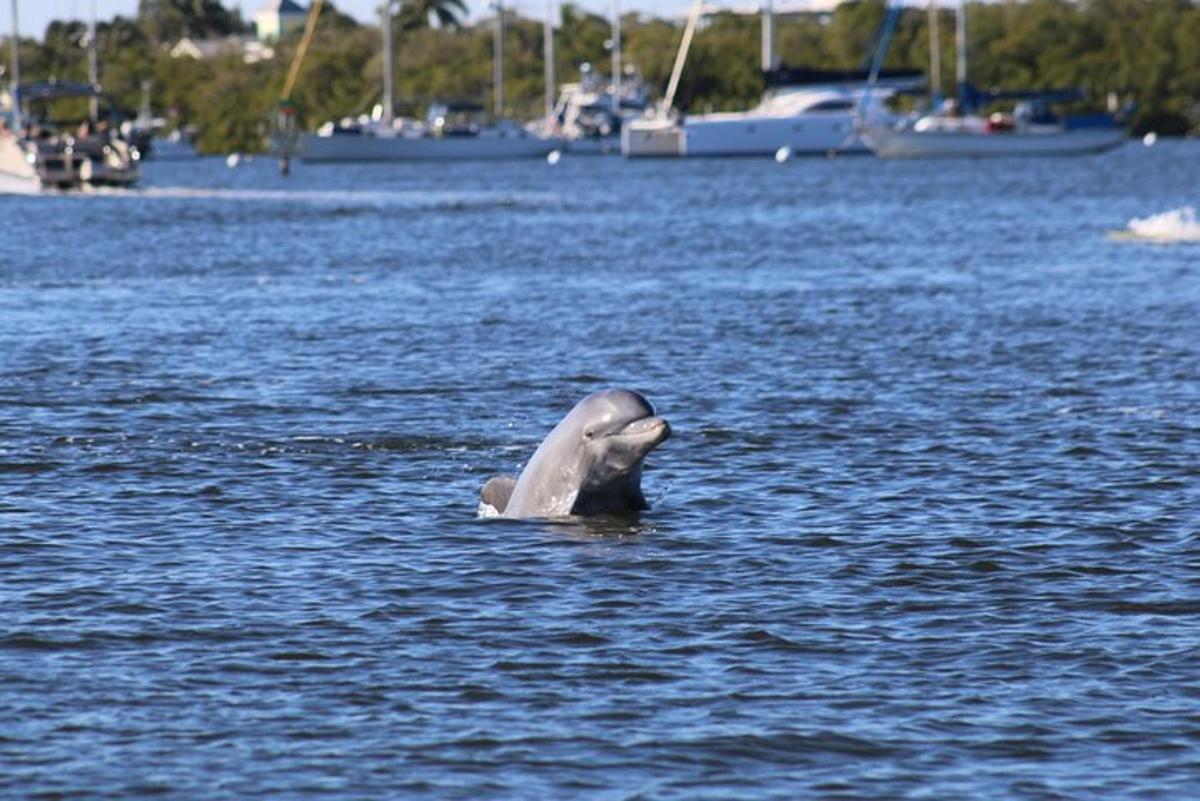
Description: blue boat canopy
xmin=17 ymin=81 xmax=105 ymax=101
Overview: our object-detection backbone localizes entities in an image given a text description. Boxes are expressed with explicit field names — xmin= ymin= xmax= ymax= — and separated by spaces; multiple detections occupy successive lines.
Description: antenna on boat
xmin=761 ymin=0 xmax=774 ymax=73
xmin=380 ymin=0 xmax=394 ymax=129
xmin=493 ymin=1 xmax=504 ymax=117
xmin=87 ymin=0 xmax=98 ymax=121
xmin=955 ymin=0 xmax=967 ymax=107
xmin=275 ymin=0 xmax=327 ymax=175
xmin=9 ymin=0 xmax=20 ymax=133
xmin=927 ymin=0 xmax=942 ymax=106
xmin=543 ymin=0 xmax=555 ymax=119
xmin=610 ymin=0 xmax=621 ymax=117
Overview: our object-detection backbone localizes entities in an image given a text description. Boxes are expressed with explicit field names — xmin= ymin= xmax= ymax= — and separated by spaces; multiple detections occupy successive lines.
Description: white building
xmin=170 ymin=36 xmax=275 ymax=64
xmin=254 ymin=0 xmax=308 ymax=42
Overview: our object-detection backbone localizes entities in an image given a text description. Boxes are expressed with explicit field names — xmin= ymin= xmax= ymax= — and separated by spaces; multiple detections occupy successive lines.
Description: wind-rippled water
xmin=2 ymin=143 xmax=1199 ymax=799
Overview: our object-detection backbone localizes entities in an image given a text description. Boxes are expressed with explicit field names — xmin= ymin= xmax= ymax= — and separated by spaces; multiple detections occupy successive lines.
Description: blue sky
xmin=9 ymin=1 xmax=882 ymax=40
xmin=11 ymin=0 xmax=702 ymax=40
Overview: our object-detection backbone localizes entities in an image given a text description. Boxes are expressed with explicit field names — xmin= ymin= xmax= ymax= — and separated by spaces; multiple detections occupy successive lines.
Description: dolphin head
xmin=570 ymin=389 xmax=671 ymax=495
xmin=499 ymin=388 xmax=672 ymax=519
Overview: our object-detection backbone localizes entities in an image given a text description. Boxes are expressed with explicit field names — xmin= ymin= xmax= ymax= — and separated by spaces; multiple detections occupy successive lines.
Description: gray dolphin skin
xmin=479 ymin=389 xmax=671 ymax=519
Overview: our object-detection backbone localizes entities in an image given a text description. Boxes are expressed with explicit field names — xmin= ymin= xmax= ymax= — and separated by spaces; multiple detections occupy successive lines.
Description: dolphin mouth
xmin=615 ymin=415 xmax=671 ymax=447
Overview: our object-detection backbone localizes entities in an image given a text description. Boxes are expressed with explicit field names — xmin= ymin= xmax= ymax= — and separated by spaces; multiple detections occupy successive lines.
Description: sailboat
xmin=622 ymin=0 xmax=921 ymax=159
xmin=300 ymin=3 xmax=560 ymax=162
xmin=861 ymin=0 xmax=1127 ymax=159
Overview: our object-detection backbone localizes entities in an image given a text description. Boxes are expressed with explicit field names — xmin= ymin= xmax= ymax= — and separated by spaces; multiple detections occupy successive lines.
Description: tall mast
xmin=955 ymin=0 xmax=967 ymax=99
xmin=380 ymin=1 xmax=394 ymax=126
xmin=610 ymin=0 xmax=621 ymax=116
xmin=927 ymin=0 xmax=941 ymax=102
xmin=543 ymin=0 xmax=555 ymax=118
xmin=493 ymin=1 xmax=504 ymax=117
xmin=8 ymin=0 xmax=19 ymax=132
xmin=761 ymin=0 xmax=774 ymax=73
xmin=88 ymin=0 xmax=99 ymax=121
xmin=663 ymin=0 xmax=703 ymax=112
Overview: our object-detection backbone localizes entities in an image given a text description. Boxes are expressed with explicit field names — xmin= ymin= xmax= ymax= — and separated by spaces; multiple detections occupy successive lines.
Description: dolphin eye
xmin=584 ymin=429 xmax=596 ymax=440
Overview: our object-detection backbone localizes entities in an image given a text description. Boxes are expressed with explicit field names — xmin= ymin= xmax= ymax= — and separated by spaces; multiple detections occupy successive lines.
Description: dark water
xmin=2 ymin=143 xmax=1199 ymax=799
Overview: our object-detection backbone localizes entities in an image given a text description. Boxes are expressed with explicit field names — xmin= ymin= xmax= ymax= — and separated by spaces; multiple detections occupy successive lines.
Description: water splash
xmin=1123 ymin=206 xmax=1200 ymax=242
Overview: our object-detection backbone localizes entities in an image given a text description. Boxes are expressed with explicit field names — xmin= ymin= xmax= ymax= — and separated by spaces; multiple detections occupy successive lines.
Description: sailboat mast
xmin=380 ymin=1 xmax=394 ymax=126
xmin=8 ymin=0 xmax=19 ymax=132
xmin=493 ymin=1 xmax=504 ymax=117
xmin=955 ymin=0 xmax=967 ymax=99
xmin=543 ymin=0 xmax=555 ymax=118
xmin=761 ymin=0 xmax=774 ymax=73
xmin=663 ymin=0 xmax=703 ymax=112
xmin=610 ymin=0 xmax=620 ymax=116
xmin=927 ymin=0 xmax=941 ymax=102
xmin=88 ymin=0 xmax=98 ymax=121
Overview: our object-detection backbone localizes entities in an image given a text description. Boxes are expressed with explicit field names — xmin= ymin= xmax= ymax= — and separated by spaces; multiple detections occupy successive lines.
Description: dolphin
xmin=479 ymin=389 xmax=671 ymax=519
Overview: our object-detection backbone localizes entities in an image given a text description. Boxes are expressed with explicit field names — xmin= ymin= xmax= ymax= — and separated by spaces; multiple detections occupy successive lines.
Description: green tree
xmin=137 ymin=0 xmax=245 ymax=45
xmin=394 ymin=0 xmax=468 ymax=32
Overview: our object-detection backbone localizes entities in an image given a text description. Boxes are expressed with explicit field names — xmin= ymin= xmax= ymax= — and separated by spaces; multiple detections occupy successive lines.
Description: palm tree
xmin=392 ymin=0 xmax=469 ymax=33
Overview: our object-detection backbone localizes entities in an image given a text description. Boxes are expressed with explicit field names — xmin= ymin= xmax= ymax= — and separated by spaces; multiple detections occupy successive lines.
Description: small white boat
xmin=552 ymin=67 xmax=649 ymax=156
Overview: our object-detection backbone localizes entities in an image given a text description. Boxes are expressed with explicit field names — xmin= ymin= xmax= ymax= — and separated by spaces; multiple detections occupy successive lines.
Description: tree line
xmin=2 ymin=0 xmax=1197 ymax=153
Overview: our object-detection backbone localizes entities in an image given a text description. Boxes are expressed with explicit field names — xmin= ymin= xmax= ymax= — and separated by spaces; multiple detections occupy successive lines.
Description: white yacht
xmin=622 ymin=0 xmax=921 ymax=158
xmin=625 ymin=69 xmax=920 ymax=159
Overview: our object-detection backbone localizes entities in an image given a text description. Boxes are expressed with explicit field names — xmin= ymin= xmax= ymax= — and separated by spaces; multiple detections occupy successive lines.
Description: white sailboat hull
xmin=621 ymin=118 xmax=685 ymax=158
xmin=0 ymin=136 xmax=38 ymax=186
xmin=683 ymin=111 xmax=865 ymax=156
xmin=300 ymin=132 xmax=560 ymax=162
xmin=864 ymin=125 xmax=1128 ymax=158
xmin=623 ymin=112 xmax=866 ymax=159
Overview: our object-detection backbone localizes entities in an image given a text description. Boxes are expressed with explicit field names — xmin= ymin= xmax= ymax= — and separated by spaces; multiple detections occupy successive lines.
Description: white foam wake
xmin=1125 ymin=206 xmax=1200 ymax=242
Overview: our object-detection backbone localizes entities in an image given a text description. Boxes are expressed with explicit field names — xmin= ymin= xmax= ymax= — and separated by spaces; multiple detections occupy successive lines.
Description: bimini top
xmin=17 ymin=81 xmax=105 ymax=101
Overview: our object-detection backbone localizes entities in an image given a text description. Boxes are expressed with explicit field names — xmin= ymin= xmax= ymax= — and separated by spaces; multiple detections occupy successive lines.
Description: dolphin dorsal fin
xmin=479 ymin=475 xmax=518 ymax=517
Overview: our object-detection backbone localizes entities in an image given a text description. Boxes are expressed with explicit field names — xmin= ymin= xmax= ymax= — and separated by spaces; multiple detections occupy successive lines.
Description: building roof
xmin=257 ymin=0 xmax=306 ymax=14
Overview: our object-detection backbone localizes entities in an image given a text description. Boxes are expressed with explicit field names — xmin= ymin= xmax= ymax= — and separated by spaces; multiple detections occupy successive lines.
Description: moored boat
xmin=861 ymin=0 xmax=1127 ymax=159
xmin=1 ymin=81 xmax=140 ymax=190
xmin=622 ymin=0 xmax=921 ymax=158
xmin=299 ymin=2 xmax=558 ymax=163
xmin=302 ymin=105 xmax=559 ymax=162
xmin=864 ymin=104 xmax=1127 ymax=159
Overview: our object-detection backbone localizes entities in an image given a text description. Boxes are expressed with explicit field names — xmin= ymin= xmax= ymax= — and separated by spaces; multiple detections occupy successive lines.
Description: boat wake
xmin=2 ymin=182 xmax=556 ymax=210
xmin=1112 ymin=206 xmax=1200 ymax=243
xmin=130 ymin=186 xmax=557 ymax=210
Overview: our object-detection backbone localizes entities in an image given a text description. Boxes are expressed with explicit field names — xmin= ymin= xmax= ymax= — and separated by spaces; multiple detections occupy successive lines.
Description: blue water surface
xmin=2 ymin=142 xmax=1199 ymax=799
